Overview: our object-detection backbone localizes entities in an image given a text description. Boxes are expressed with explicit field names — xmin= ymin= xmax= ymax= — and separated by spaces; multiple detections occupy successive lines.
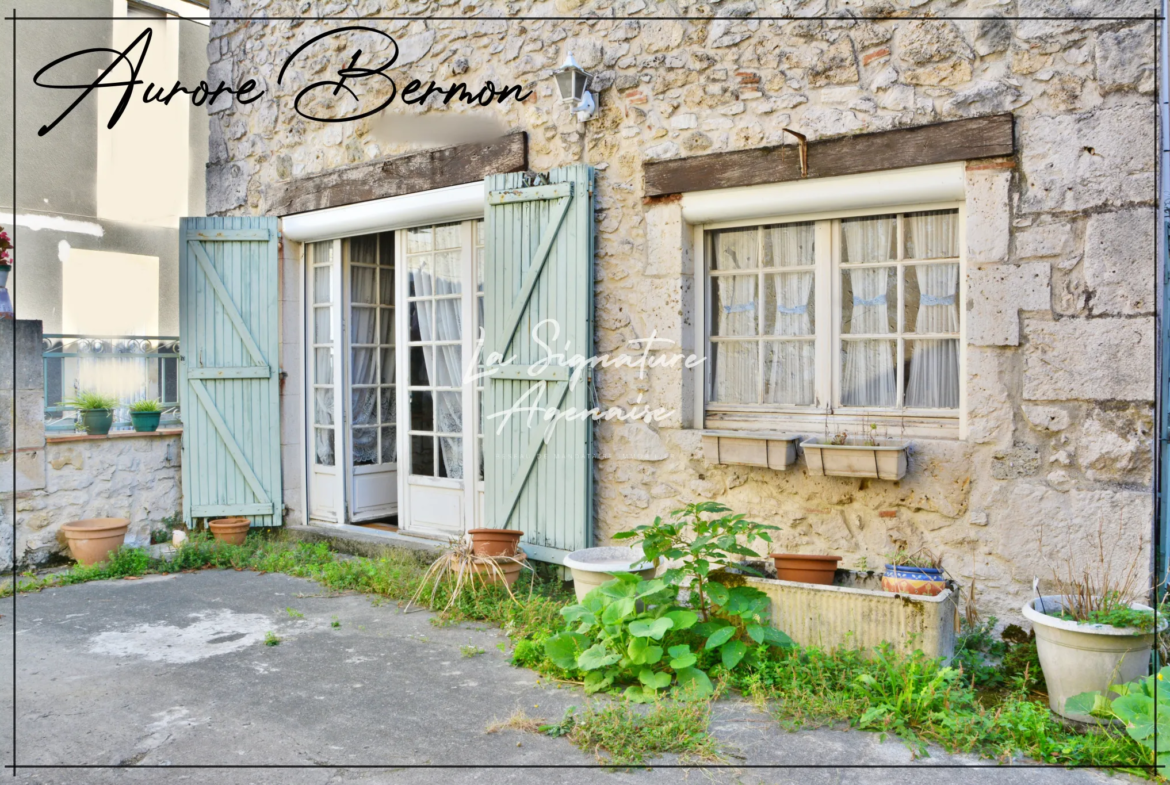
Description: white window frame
xmin=694 ymin=201 xmax=967 ymax=440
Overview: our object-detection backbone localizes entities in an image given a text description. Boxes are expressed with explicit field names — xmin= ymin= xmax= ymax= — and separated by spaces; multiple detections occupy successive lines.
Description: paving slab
xmin=0 ymin=569 xmax=1145 ymax=784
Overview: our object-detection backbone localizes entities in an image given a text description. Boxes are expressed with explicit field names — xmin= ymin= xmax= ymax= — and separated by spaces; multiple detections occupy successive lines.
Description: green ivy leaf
xmin=721 ymin=639 xmax=747 ymax=670
xmin=544 ymin=632 xmax=591 ymax=670
xmin=674 ymin=666 xmax=714 ymax=699
xmin=577 ymin=644 xmax=621 ymax=672
xmin=583 ymin=670 xmax=614 ymax=694
xmin=705 ymin=624 xmax=736 ymax=650
xmin=639 ymin=668 xmax=672 ymax=691
xmin=665 ymin=609 xmax=698 ymax=631
xmin=623 ymin=685 xmax=654 ymax=703
xmin=629 ymin=617 xmax=674 ymax=640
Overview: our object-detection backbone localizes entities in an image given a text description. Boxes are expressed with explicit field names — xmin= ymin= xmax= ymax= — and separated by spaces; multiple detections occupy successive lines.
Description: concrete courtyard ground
xmin=0 ymin=569 xmax=1147 ymax=784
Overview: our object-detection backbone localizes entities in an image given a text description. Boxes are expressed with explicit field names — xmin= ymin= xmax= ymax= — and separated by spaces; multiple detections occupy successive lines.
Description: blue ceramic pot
xmin=882 ymin=564 xmax=946 ymax=596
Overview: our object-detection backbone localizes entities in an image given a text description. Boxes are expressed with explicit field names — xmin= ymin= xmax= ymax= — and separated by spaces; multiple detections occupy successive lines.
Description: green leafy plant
xmin=129 ymin=398 xmax=162 ymax=413
xmin=331 ymin=617 xmax=341 ymax=629
xmin=286 ymin=607 xmax=303 ymax=619
xmin=1066 ymin=666 xmax=1169 ymax=770
xmin=264 ymin=631 xmax=280 ymax=647
xmin=59 ymin=390 xmax=119 ymax=411
xmin=461 ymin=645 xmax=486 ymax=658
xmin=1051 ymin=605 xmax=1163 ymax=632
xmin=539 ymin=706 xmax=577 ymax=738
xmin=885 ymin=547 xmax=942 ymax=570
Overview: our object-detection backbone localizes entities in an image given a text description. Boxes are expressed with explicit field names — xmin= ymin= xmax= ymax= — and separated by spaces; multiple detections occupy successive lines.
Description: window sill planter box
xmin=801 ymin=439 xmax=909 ymax=480
xmin=563 ymin=546 xmax=656 ymax=602
xmin=702 ymin=430 xmax=800 ymax=470
xmin=728 ymin=560 xmax=957 ymax=659
xmin=1022 ymin=596 xmax=1164 ymax=722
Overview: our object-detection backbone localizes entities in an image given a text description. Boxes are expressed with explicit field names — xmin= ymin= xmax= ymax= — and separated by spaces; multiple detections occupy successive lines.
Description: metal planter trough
xmin=728 ymin=560 xmax=958 ymax=659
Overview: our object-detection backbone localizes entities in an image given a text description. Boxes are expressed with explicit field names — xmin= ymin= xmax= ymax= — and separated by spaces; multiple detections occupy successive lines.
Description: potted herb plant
xmin=60 ymin=390 xmax=119 ymax=436
xmin=129 ymin=398 xmax=163 ymax=432
xmin=801 ymin=424 xmax=909 ymax=480
xmin=882 ymin=547 xmax=946 ymax=596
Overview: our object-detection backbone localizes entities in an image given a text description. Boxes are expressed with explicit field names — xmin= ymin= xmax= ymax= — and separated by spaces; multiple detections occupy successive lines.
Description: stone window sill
xmin=45 ymin=428 xmax=183 ymax=445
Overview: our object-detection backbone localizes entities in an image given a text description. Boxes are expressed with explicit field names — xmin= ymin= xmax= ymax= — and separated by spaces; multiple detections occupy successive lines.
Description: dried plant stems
xmin=1040 ymin=517 xmax=1146 ymax=621
xmin=404 ymin=537 xmax=531 ymax=614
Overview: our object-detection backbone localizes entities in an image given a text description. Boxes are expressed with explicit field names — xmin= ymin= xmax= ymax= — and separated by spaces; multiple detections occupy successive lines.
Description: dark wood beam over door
xmin=643 ymin=114 xmax=1014 ymax=197
xmin=272 ymin=132 xmax=528 ymax=216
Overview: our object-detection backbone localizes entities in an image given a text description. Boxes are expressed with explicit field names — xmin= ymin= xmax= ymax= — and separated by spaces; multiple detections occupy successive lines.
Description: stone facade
xmin=206 ymin=1 xmax=1159 ymax=623
xmin=0 ymin=321 xmax=183 ymax=567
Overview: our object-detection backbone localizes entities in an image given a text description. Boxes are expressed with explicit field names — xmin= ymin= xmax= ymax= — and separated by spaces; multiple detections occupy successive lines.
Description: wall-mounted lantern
xmin=552 ymin=53 xmax=596 ymax=122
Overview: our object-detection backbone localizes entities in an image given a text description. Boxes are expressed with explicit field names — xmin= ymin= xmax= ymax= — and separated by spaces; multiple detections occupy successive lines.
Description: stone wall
xmin=0 ymin=320 xmax=183 ymax=567
xmin=206 ymin=1 xmax=1159 ymax=623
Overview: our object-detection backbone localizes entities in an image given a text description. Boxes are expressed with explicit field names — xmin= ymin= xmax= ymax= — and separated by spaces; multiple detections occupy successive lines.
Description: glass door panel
xmin=307 ymin=240 xmax=343 ymax=522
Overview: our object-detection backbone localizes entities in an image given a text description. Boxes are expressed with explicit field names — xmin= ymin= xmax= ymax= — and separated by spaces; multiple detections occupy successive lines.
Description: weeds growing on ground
xmin=264 ymin=631 xmax=280 ymax=647
xmin=568 ymin=698 xmax=723 ymax=766
xmin=461 ymin=645 xmax=486 ymax=658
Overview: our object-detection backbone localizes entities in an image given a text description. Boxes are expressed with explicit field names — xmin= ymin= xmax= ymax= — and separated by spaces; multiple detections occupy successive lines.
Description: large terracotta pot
xmin=61 ymin=518 xmax=129 ymax=566
xmin=468 ymin=552 xmax=528 ymax=588
xmin=467 ymin=528 xmax=522 ymax=557
xmin=209 ymin=517 xmax=250 ymax=546
xmin=771 ymin=554 xmax=840 ymax=585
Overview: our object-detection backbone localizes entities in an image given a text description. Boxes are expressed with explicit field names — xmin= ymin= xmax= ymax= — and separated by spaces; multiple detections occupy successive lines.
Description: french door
xmin=396 ymin=219 xmax=485 ymax=538
xmin=306 ymin=233 xmax=398 ymax=524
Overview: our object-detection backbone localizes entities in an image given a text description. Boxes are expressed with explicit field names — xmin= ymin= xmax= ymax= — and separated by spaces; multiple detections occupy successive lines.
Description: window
xmin=703 ymin=207 xmax=962 ymax=431
xmin=345 ymin=233 xmax=396 ymax=467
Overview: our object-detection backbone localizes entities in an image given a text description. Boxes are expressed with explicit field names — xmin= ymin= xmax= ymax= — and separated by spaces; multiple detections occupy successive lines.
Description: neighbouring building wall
xmin=206 ymin=0 xmax=1158 ymax=623
xmin=0 ymin=320 xmax=183 ymax=568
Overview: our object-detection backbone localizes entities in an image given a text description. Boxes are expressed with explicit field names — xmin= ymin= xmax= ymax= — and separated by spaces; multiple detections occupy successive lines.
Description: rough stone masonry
xmin=206 ymin=0 xmax=1159 ymax=624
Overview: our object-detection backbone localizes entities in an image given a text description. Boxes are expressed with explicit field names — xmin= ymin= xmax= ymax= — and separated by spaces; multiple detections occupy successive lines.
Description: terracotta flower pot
xmin=468 ymin=552 xmax=528 ymax=588
xmin=771 ymin=554 xmax=840 ymax=585
xmin=209 ymin=517 xmax=251 ymax=546
xmin=61 ymin=518 xmax=130 ymax=566
xmin=467 ymin=528 xmax=522 ymax=557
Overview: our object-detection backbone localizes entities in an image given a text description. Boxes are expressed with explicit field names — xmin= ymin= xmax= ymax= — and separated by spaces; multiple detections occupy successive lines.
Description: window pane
xmin=712 ymin=227 xmax=757 ymax=270
xmin=351 ymin=348 xmax=376 ymax=384
xmin=438 ymin=436 xmax=463 ymax=479
xmin=765 ymin=341 xmax=814 ymax=405
xmin=841 ymin=339 xmax=896 ymax=407
xmin=380 ymin=348 xmax=395 ymax=384
xmin=410 ymin=389 xmax=433 ymax=432
xmin=841 ymin=267 xmax=896 ymax=335
xmin=435 ymin=222 xmax=460 ymax=250
xmin=907 ymin=263 xmax=959 ymax=335
xmin=352 ymin=426 xmax=377 ymax=466
xmin=350 ymin=235 xmax=377 ymax=265
xmin=314 ymin=389 xmax=333 ymax=425
xmin=712 ymin=275 xmax=757 ymax=337
xmin=765 ymin=272 xmax=814 ymax=336
xmin=380 ymin=386 xmax=396 ymax=424
xmin=435 ymin=251 xmax=461 ymax=295
xmin=314 ymin=348 xmax=332 ymax=385
xmin=411 ymin=435 xmax=434 ymax=476
xmin=352 ymin=388 xmax=377 ymax=425
xmin=311 ymin=240 xmax=332 ymax=266
xmin=407 ymin=226 xmax=432 ymax=254
xmin=411 ymin=300 xmax=433 ymax=342
xmin=436 ymin=392 xmax=462 ymax=434
xmin=711 ymin=341 xmax=757 ymax=404
xmin=379 ymin=269 xmax=394 ymax=305
xmin=315 ymin=428 xmax=334 ymax=466
xmin=435 ymin=345 xmax=462 ymax=387
xmin=841 ymin=215 xmax=896 ymax=264
xmin=378 ymin=232 xmax=394 ymax=266
xmin=762 ymin=222 xmax=814 ymax=267
xmin=410 ymin=346 xmax=431 ymax=386
xmin=409 ymin=254 xmax=432 ymax=297
xmin=313 ymin=307 xmax=331 ymax=343
xmin=380 ymin=309 xmax=395 ymax=344
xmin=312 ymin=265 xmax=330 ymax=304
xmin=351 ymin=306 xmax=376 ymax=344
xmin=351 ymin=266 xmax=376 ymax=304
xmin=381 ymin=426 xmax=397 ymax=463
xmin=905 ymin=339 xmax=959 ymax=409
xmin=905 ymin=210 xmax=958 ymax=259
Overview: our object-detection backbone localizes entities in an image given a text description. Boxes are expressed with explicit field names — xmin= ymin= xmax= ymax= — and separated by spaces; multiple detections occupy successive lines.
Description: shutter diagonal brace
xmin=188 ymin=378 xmax=273 ymax=510
xmin=490 ymin=183 xmax=573 ymax=357
xmin=189 ymin=239 xmax=270 ymax=369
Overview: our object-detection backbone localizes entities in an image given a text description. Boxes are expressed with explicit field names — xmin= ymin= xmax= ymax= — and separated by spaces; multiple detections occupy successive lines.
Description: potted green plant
xmin=882 ymin=547 xmax=946 ymax=596
xmin=129 ymin=398 xmax=163 ymax=432
xmin=59 ymin=390 xmax=119 ymax=436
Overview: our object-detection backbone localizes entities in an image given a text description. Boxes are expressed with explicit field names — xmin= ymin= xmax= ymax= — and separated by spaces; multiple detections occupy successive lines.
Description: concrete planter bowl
xmin=60 ymin=518 xmax=130 ymax=566
xmin=801 ymin=439 xmax=909 ymax=480
xmin=563 ymin=546 xmax=656 ymax=601
xmin=209 ymin=517 xmax=251 ymax=546
xmin=1022 ymin=595 xmax=1162 ymax=722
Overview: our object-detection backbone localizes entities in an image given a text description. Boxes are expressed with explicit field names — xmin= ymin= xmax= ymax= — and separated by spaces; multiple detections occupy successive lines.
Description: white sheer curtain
xmin=712 ymin=228 xmax=757 ymax=403
xmin=905 ymin=211 xmax=959 ymax=408
xmin=841 ymin=217 xmax=896 ymax=407
xmin=413 ymin=247 xmax=464 ymax=480
xmin=350 ymin=255 xmax=378 ymax=465
xmin=765 ymin=223 xmax=814 ymax=405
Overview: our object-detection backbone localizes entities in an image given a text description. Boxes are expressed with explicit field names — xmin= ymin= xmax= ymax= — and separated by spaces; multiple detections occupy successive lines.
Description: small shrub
xmin=570 ymin=699 xmax=721 ymax=766
xmin=264 ymin=631 xmax=280 ymax=647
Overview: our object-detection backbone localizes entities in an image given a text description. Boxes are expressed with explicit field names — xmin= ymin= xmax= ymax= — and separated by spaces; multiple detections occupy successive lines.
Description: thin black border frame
xmin=0 ymin=5 xmax=1163 ymax=776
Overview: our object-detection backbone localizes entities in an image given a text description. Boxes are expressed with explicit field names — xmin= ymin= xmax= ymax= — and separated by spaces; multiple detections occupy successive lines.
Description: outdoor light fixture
xmin=552 ymin=53 xmax=596 ymax=122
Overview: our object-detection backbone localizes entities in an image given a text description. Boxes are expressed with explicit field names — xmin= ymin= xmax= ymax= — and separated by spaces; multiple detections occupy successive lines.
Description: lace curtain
xmin=905 ymin=212 xmax=959 ymax=408
xmin=841 ymin=217 xmax=896 ymax=406
xmin=350 ymin=238 xmax=379 ymax=465
xmin=412 ymin=248 xmax=464 ymax=479
xmin=711 ymin=228 xmax=757 ymax=403
xmin=764 ymin=223 xmax=814 ymax=405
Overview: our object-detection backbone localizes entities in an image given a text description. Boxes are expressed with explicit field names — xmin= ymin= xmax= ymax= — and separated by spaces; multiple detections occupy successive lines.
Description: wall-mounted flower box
xmin=702 ymin=430 xmax=800 ymax=471
xmin=801 ymin=438 xmax=909 ymax=480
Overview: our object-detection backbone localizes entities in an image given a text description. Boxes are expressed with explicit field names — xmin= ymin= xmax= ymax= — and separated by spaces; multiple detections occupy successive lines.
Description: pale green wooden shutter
xmin=483 ymin=165 xmax=595 ymax=563
xmin=179 ymin=217 xmax=282 ymax=527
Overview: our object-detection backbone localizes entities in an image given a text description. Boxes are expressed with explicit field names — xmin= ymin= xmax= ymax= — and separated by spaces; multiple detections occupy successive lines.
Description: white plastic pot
xmin=1022 ymin=595 xmax=1160 ymax=722
xmin=563 ymin=546 xmax=656 ymax=601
